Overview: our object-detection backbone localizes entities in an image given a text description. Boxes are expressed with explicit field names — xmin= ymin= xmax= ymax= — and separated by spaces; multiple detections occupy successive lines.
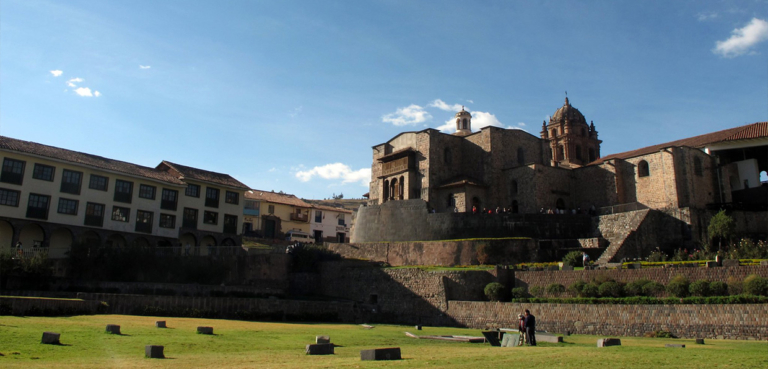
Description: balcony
xmin=290 ymin=212 xmax=309 ymax=222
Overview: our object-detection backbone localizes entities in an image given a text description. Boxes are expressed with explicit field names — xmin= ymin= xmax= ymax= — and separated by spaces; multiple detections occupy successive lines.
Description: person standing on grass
xmin=524 ymin=309 xmax=536 ymax=346
xmin=517 ymin=313 xmax=527 ymax=346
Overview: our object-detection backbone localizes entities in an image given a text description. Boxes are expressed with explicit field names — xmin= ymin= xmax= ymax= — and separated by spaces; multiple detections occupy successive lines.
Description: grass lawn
xmin=0 ymin=315 xmax=766 ymax=368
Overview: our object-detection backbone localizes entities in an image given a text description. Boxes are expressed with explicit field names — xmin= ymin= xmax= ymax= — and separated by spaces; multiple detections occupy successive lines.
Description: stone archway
xmin=132 ymin=237 xmax=150 ymax=248
xmin=79 ymin=231 xmax=101 ymax=248
xmin=201 ymin=235 xmax=217 ymax=256
xmin=221 ymin=238 xmax=236 ymax=246
xmin=19 ymin=223 xmax=45 ymax=248
xmin=106 ymin=234 xmax=127 ymax=249
xmin=0 ymin=220 xmax=13 ymax=250
xmin=49 ymin=228 xmax=74 ymax=258
xmin=179 ymin=233 xmax=198 ymax=256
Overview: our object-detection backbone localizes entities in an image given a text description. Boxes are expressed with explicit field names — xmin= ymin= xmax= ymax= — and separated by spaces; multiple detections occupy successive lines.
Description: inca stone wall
xmin=0 ymin=296 xmax=103 ymax=315
xmin=446 ymin=301 xmax=768 ymax=340
xmin=352 ymin=199 xmax=592 ymax=243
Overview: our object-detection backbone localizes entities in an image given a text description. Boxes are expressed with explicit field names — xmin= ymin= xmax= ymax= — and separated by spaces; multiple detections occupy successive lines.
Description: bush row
xmin=508 ymin=295 xmax=768 ymax=304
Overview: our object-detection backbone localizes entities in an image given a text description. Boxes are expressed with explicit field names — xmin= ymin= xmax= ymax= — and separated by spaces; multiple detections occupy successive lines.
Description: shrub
xmin=581 ymin=283 xmax=600 ymax=298
xmin=644 ymin=330 xmax=677 ymax=338
xmin=511 ymin=287 xmax=528 ymax=299
xmin=708 ymin=281 xmax=728 ymax=296
xmin=667 ymin=275 xmax=690 ymax=298
xmin=743 ymin=275 xmax=768 ymax=296
xmin=641 ymin=282 xmax=666 ymax=297
xmin=568 ymin=280 xmax=587 ymax=296
xmin=708 ymin=210 xmax=735 ymax=251
xmin=484 ymin=282 xmax=506 ymax=302
xmin=546 ymin=283 xmax=566 ymax=296
xmin=727 ymin=276 xmax=743 ymax=295
xmin=592 ymin=274 xmax=614 ymax=285
xmin=624 ymin=279 xmax=652 ymax=296
xmin=529 ymin=286 xmax=544 ymax=297
xmin=689 ymin=280 xmax=710 ymax=297
xmin=562 ymin=251 xmax=583 ymax=268
xmin=598 ymin=281 xmax=623 ymax=298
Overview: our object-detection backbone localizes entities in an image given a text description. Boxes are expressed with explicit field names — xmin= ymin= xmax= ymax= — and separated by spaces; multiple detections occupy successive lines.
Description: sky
xmin=1 ymin=0 xmax=767 ymax=199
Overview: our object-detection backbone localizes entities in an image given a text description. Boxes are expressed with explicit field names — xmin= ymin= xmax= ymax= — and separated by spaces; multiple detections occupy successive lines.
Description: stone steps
xmin=595 ymin=209 xmax=651 ymax=264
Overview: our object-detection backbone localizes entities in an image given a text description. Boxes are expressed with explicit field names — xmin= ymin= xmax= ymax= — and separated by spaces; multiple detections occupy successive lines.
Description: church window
xmin=444 ymin=148 xmax=452 ymax=164
xmin=693 ymin=157 xmax=703 ymax=176
xmin=638 ymin=160 xmax=650 ymax=177
xmin=517 ymin=148 xmax=525 ymax=165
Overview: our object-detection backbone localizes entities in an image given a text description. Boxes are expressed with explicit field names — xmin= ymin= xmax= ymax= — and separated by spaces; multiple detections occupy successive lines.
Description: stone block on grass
xmin=197 ymin=326 xmax=214 ymax=335
xmin=536 ymin=332 xmax=564 ymax=343
xmin=597 ymin=338 xmax=621 ymax=347
xmin=306 ymin=343 xmax=334 ymax=355
xmin=695 ymin=339 xmax=705 ymax=344
xmin=500 ymin=333 xmax=520 ymax=347
xmin=665 ymin=344 xmax=685 ymax=348
xmin=156 ymin=321 xmax=166 ymax=328
xmin=41 ymin=332 xmax=60 ymax=345
xmin=360 ymin=347 xmax=401 ymax=361
xmin=315 ymin=335 xmax=330 ymax=344
xmin=145 ymin=345 xmax=165 ymax=359
xmin=481 ymin=331 xmax=502 ymax=346
xmin=106 ymin=324 xmax=121 ymax=334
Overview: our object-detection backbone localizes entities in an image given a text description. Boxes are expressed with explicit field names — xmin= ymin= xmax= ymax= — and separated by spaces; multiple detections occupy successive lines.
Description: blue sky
xmin=1 ymin=0 xmax=767 ymax=199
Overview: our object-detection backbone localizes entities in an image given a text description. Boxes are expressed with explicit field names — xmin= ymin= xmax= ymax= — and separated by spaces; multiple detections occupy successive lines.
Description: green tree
xmin=708 ymin=210 xmax=735 ymax=251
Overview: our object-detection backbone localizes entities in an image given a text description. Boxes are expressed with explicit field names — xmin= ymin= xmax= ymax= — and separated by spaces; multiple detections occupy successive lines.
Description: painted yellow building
xmin=243 ymin=190 xmax=311 ymax=240
xmin=0 ymin=136 xmax=249 ymax=257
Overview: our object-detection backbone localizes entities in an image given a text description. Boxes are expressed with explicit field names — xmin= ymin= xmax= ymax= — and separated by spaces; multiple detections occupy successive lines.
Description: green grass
xmin=0 ymin=315 xmax=766 ymax=368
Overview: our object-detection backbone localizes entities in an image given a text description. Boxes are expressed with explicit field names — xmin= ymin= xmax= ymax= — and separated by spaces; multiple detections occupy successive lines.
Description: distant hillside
xmin=303 ymin=198 xmax=367 ymax=211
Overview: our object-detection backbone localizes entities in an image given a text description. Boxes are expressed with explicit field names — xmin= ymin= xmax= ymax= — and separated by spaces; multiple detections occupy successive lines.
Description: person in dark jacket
xmin=524 ymin=309 xmax=536 ymax=346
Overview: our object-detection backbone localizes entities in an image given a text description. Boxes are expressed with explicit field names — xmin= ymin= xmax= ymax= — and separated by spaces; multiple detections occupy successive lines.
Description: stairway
xmin=594 ymin=209 xmax=651 ymax=264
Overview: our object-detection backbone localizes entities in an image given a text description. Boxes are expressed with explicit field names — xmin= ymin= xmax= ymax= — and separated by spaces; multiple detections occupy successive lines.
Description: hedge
xmin=509 ymin=295 xmax=768 ymax=305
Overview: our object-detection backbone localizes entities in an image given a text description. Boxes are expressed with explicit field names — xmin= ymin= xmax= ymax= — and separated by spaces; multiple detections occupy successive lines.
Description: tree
xmin=708 ymin=210 xmax=735 ymax=251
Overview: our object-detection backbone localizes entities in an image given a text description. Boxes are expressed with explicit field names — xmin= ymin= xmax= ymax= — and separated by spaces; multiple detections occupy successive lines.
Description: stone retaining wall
xmin=447 ymin=301 xmax=768 ymax=340
xmin=0 ymin=296 xmax=102 ymax=316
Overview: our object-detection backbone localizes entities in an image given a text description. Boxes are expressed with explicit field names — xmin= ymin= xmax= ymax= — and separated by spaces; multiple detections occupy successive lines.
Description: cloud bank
xmin=295 ymin=163 xmax=371 ymax=186
xmin=50 ymin=70 xmax=63 ymax=77
xmin=713 ymin=18 xmax=768 ymax=57
xmin=382 ymin=104 xmax=431 ymax=126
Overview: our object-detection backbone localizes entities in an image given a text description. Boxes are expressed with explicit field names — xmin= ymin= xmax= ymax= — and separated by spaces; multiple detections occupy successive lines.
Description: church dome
xmin=455 ymin=107 xmax=471 ymax=117
xmin=550 ymin=97 xmax=587 ymax=126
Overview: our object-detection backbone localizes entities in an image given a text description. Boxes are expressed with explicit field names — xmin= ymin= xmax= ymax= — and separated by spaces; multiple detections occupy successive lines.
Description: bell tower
xmin=454 ymin=107 xmax=472 ymax=136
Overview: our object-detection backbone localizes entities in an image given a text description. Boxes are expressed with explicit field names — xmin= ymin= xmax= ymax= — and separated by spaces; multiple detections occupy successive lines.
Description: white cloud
xmin=94 ymin=91 xmax=101 ymax=97
xmin=517 ymin=122 xmax=526 ymax=127
xmin=713 ymin=18 xmax=768 ymax=57
xmin=466 ymin=99 xmax=474 ymax=104
xmin=68 ymin=77 xmax=83 ymax=83
xmin=697 ymin=12 xmax=718 ymax=21
xmin=139 ymin=65 xmax=151 ymax=69
xmin=50 ymin=70 xmax=63 ymax=77
xmin=435 ymin=110 xmax=505 ymax=133
xmin=295 ymin=163 xmax=371 ymax=186
xmin=67 ymin=82 xmax=76 ymax=87
xmin=74 ymin=87 xmax=94 ymax=97
xmin=382 ymin=104 xmax=431 ymax=126
xmin=268 ymin=167 xmax=277 ymax=172
xmin=428 ymin=99 xmax=464 ymax=112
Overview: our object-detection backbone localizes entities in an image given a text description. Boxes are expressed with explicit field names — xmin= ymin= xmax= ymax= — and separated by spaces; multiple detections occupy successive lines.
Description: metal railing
xmin=10 ymin=247 xmax=49 ymax=259
xmin=597 ymin=202 xmax=648 ymax=215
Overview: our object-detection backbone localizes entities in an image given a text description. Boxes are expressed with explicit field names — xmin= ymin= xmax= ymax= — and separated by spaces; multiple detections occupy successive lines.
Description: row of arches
xmin=382 ymin=176 xmax=405 ymax=202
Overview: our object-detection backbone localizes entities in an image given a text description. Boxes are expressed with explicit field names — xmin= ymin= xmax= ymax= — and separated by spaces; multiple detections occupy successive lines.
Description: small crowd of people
xmin=469 ymin=206 xmax=517 ymax=214
xmin=516 ymin=309 xmax=536 ymax=346
xmin=539 ymin=205 xmax=597 ymax=216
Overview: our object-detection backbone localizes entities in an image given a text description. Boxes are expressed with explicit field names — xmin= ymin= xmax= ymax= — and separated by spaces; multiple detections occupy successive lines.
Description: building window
xmin=315 ymin=210 xmax=323 ymax=223
xmin=223 ymin=214 xmax=238 ymax=234
xmin=183 ymin=208 xmax=198 ymax=229
xmin=84 ymin=202 xmax=105 ymax=227
xmin=185 ymin=183 xmax=200 ymax=197
xmin=89 ymin=174 xmax=108 ymax=191
xmin=1 ymin=158 xmax=25 ymax=185
xmin=517 ymin=148 xmax=525 ymax=165
xmin=338 ymin=213 xmax=346 ymax=226
xmin=161 ymin=188 xmax=178 ymax=211
xmin=694 ymin=157 xmax=703 ymax=176
xmin=135 ymin=210 xmax=153 ymax=233
xmin=111 ymin=206 xmax=130 ymax=222
xmin=138 ymin=184 xmax=156 ymax=200
xmin=114 ymin=179 xmax=133 ymax=203
xmin=32 ymin=164 xmax=55 ymax=181
xmin=159 ymin=214 xmax=175 ymax=228
xmin=203 ymin=211 xmax=218 ymax=225
xmin=60 ymin=169 xmax=83 ymax=195
xmin=26 ymin=193 xmax=50 ymax=220
xmin=205 ymin=187 xmax=220 ymax=208
xmin=225 ymin=191 xmax=239 ymax=205
xmin=638 ymin=160 xmax=650 ymax=177
xmin=268 ymin=204 xmax=275 ymax=214
xmin=0 ymin=188 xmax=20 ymax=207
xmin=57 ymin=198 xmax=78 ymax=215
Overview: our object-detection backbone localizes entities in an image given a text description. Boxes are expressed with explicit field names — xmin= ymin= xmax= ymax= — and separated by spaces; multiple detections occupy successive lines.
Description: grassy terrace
xmin=0 ymin=315 xmax=765 ymax=368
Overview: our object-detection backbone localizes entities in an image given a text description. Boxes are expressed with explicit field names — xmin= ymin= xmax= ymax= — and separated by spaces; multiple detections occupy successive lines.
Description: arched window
xmin=551 ymin=129 xmax=557 ymax=137
xmin=638 ymin=160 xmax=650 ymax=177
xmin=510 ymin=180 xmax=518 ymax=196
xmin=382 ymin=180 xmax=389 ymax=202
xmin=390 ymin=178 xmax=398 ymax=200
xmin=589 ymin=148 xmax=596 ymax=162
xmin=693 ymin=157 xmax=703 ymax=176
xmin=576 ymin=145 xmax=583 ymax=161
xmin=444 ymin=147 xmax=452 ymax=164
xmin=517 ymin=148 xmax=525 ymax=165
xmin=399 ymin=175 xmax=405 ymax=199
xmin=556 ymin=145 xmax=565 ymax=161
xmin=462 ymin=118 xmax=467 ymax=129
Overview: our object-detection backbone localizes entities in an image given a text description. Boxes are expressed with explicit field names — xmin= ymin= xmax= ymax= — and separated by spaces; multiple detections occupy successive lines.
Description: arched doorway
xmin=79 ymin=231 xmax=101 ymax=248
xmin=390 ymin=178 xmax=399 ymax=200
xmin=106 ymin=234 xmax=127 ymax=249
xmin=221 ymin=238 xmax=236 ymax=246
xmin=202 ymin=235 xmax=217 ymax=256
xmin=0 ymin=220 xmax=13 ymax=250
xmin=132 ymin=237 xmax=150 ymax=248
xmin=49 ymin=228 xmax=74 ymax=258
xmin=179 ymin=232 xmax=197 ymax=256
xmin=19 ymin=223 xmax=45 ymax=248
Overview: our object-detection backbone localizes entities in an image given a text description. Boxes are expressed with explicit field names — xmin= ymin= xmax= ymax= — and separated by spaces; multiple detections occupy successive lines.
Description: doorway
xmin=314 ymin=230 xmax=323 ymax=244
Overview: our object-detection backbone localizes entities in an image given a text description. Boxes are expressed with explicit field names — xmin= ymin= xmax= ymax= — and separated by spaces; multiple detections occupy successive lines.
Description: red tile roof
xmin=0 ymin=136 xmax=185 ymax=185
xmin=310 ymin=203 xmax=353 ymax=213
xmin=244 ymin=190 xmax=311 ymax=207
xmin=158 ymin=161 xmax=249 ymax=190
xmin=591 ymin=122 xmax=768 ymax=164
